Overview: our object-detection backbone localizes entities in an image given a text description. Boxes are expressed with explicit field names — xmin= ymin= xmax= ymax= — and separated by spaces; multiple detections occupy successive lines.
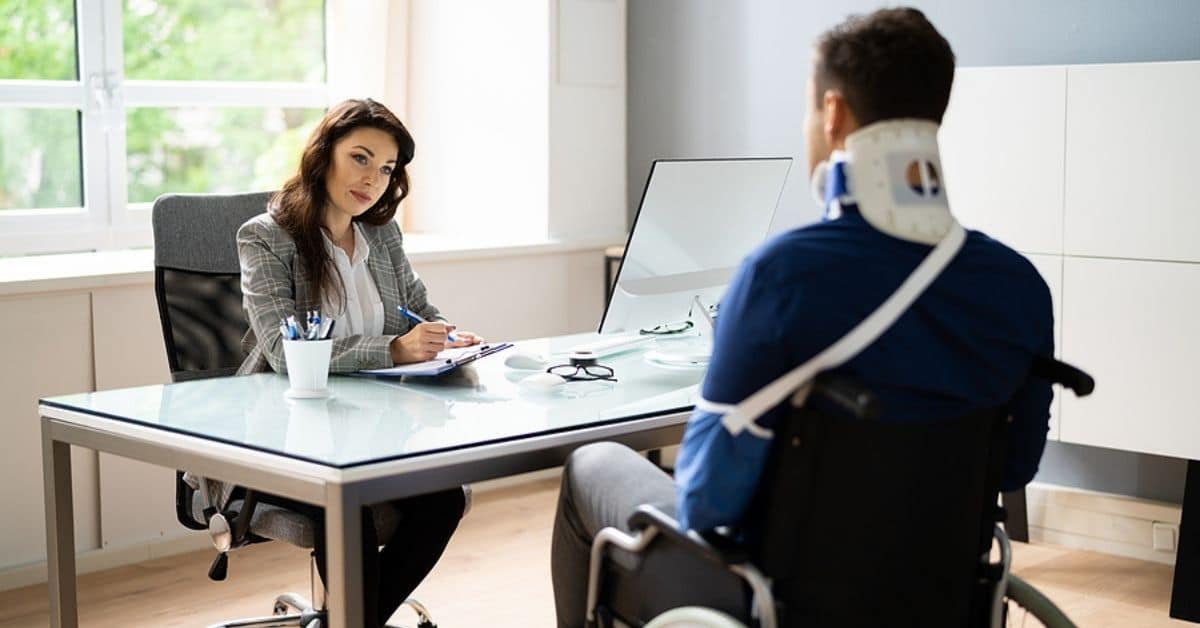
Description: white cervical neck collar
xmin=816 ymin=119 xmax=957 ymax=245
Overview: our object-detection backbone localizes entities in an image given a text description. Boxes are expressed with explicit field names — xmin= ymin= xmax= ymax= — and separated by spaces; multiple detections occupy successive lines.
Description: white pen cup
xmin=282 ymin=339 xmax=333 ymax=398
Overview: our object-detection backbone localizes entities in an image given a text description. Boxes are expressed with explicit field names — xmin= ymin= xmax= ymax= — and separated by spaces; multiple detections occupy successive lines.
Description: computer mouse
xmin=505 ymin=351 xmax=550 ymax=371
xmin=518 ymin=372 xmax=568 ymax=392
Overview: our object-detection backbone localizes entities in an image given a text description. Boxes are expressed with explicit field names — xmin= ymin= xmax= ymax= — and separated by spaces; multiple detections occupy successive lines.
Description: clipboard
xmin=355 ymin=343 xmax=514 ymax=377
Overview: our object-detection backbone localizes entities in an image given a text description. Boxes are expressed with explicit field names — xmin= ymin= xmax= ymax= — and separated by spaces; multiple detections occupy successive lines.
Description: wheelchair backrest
xmin=746 ymin=395 xmax=1008 ymax=627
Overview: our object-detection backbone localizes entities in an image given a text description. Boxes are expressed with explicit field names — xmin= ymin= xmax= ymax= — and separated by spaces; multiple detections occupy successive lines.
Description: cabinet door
xmin=1064 ymin=61 xmax=1200 ymax=262
xmin=1026 ymin=253 xmax=1064 ymax=440
xmin=939 ymin=66 xmax=1066 ymax=255
xmin=1060 ymin=257 xmax=1200 ymax=460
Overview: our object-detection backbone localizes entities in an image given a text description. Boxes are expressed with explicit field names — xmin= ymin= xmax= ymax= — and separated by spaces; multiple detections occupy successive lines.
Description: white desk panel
xmin=1060 ymin=257 xmax=1200 ymax=460
xmin=1064 ymin=61 xmax=1200 ymax=263
xmin=939 ymin=66 xmax=1066 ymax=255
xmin=1026 ymin=253 xmax=1064 ymax=441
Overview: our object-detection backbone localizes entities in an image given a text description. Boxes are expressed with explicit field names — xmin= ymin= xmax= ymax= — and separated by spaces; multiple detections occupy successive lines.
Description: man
xmin=550 ymin=8 xmax=1054 ymax=626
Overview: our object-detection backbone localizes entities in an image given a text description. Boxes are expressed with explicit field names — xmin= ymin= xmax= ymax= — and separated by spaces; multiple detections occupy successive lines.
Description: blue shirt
xmin=674 ymin=209 xmax=1054 ymax=532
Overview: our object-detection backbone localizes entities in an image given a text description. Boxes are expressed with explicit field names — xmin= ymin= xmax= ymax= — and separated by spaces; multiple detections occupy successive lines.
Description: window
xmin=0 ymin=0 xmax=328 ymax=255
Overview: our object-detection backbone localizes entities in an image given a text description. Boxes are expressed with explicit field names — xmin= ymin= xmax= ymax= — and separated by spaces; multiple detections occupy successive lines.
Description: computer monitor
xmin=599 ymin=157 xmax=792 ymax=336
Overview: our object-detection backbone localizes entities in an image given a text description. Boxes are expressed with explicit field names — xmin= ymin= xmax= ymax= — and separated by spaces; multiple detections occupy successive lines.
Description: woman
xmin=237 ymin=98 xmax=481 ymax=627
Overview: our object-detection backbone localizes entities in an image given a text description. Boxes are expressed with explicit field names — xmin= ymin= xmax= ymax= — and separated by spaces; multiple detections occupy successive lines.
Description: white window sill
xmin=0 ymin=233 xmax=626 ymax=297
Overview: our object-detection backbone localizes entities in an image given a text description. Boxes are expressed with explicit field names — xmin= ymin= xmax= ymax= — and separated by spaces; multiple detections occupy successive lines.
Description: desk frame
xmin=42 ymin=405 xmax=688 ymax=628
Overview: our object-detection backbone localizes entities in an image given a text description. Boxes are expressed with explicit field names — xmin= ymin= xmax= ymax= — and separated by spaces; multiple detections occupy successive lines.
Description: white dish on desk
xmin=644 ymin=349 xmax=710 ymax=369
xmin=285 ymin=387 xmax=332 ymax=399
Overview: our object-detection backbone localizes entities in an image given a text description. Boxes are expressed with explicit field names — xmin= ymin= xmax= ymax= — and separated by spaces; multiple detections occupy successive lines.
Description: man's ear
xmin=822 ymin=89 xmax=851 ymax=148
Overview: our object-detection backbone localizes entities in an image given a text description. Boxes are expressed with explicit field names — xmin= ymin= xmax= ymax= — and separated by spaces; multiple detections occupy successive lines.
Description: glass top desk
xmin=39 ymin=333 xmax=705 ymax=628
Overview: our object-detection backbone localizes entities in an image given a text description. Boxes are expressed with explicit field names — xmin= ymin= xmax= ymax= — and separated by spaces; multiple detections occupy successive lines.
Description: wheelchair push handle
xmin=1031 ymin=356 xmax=1094 ymax=397
xmin=806 ymin=356 xmax=1094 ymax=422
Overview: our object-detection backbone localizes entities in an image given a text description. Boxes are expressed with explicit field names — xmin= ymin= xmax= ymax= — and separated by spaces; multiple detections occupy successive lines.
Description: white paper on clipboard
xmin=356 ymin=343 xmax=513 ymax=377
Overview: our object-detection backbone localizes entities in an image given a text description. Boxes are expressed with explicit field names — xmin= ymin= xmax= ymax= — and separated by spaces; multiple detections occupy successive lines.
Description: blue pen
xmin=398 ymin=305 xmax=457 ymax=342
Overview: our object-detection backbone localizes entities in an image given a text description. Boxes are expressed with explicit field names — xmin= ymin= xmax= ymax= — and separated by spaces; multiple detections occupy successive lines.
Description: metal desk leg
xmin=326 ymin=484 xmax=365 ymax=628
xmin=1001 ymin=489 xmax=1029 ymax=543
xmin=42 ymin=421 xmax=77 ymax=628
xmin=1170 ymin=459 xmax=1200 ymax=622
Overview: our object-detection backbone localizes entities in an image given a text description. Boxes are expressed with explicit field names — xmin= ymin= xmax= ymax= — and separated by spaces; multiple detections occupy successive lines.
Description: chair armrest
xmin=627 ymin=504 xmax=750 ymax=566
xmin=174 ymin=471 xmax=207 ymax=531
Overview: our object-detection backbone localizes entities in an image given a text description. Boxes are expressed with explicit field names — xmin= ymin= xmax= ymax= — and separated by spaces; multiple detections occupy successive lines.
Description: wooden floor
xmin=0 ymin=477 xmax=1189 ymax=627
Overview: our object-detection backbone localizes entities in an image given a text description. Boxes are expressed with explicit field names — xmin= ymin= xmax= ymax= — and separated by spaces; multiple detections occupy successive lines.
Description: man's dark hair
xmin=814 ymin=7 xmax=955 ymax=125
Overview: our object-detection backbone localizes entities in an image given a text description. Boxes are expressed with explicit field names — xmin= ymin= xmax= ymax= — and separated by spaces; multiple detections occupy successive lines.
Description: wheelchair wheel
xmin=644 ymin=607 xmax=747 ymax=628
xmin=1000 ymin=575 xmax=1076 ymax=628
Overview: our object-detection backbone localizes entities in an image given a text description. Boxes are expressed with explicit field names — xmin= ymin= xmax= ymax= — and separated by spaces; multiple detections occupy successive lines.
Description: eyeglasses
xmin=639 ymin=320 xmax=694 ymax=336
xmin=547 ymin=358 xmax=617 ymax=382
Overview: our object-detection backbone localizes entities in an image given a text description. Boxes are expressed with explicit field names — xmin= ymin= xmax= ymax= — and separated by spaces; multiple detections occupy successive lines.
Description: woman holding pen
xmin=234 ymin=98 xmax=481 ymax=628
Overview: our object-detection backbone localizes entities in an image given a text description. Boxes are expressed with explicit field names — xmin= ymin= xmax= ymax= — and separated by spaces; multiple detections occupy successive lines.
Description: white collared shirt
xmin=321 ymin=224 xmax=385 ymax=338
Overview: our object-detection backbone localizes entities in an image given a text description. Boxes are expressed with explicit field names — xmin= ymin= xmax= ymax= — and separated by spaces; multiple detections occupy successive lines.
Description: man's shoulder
xmin=961 ymin=230 xmax=1049 ymax=289
xmin=741 ymin=218 xmax=886 ymax=285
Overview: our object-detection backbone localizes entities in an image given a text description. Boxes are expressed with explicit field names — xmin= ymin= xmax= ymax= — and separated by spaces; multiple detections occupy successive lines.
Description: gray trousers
xmin=551 ymin=442 xmax=676 ymax=628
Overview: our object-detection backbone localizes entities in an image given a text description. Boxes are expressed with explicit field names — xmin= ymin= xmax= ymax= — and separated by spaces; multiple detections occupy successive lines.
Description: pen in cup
xmin=280 ymin=312 xmax=335 ymax=341
xmin=397 ymin=305 xmax=457 ymax=342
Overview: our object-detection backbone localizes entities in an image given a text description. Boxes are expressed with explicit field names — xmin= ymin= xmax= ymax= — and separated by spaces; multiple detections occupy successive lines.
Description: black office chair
xmin=586 ymin=359 xmax=1094 ymax=628
xmin=152 ymin=192 xmax=434 ymax=628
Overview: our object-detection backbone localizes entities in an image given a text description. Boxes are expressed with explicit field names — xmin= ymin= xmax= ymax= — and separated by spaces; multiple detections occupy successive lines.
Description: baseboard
xmin=1025 ymin=482 xmax=1182 ymax=565
xmin=0 ymin=532 xmax=213 ymax=593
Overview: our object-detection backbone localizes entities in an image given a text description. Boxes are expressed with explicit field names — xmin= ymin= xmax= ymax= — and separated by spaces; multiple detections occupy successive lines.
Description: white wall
xmin=405 ymin=0 xmax=628 ymax=246
xmin=326 ymin=0 xmax=408 ymax=107
xmin=549 ymin=0 xmax=628 ymax=242
xmin=405 ymin=0 xmax=550 ymax=239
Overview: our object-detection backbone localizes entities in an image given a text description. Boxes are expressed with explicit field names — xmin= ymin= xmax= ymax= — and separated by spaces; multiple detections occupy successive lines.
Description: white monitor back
xmin=600 ymin=158 xmax=792 ymax=334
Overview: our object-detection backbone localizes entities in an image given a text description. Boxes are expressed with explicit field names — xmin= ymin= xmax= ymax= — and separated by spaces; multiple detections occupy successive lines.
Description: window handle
xmin=88 ymin=71 xmax=121 ymax=128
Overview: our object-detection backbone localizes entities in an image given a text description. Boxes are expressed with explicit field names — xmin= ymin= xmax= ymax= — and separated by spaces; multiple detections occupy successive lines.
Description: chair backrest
xmin=152 ymin=192 xmax=272 ymax=530
xmin=152 ymin=192 xmax=273 ymax=382
xmin=745 ymin=392 xmax=1007 ymax=627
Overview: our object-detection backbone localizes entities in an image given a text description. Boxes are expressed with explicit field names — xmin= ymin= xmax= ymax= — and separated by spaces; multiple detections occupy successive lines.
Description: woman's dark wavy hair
xmin=271 ymin=98 xmax=416 ymax=308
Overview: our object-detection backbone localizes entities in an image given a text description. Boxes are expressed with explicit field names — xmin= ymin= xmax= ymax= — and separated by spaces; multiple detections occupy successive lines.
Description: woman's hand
xmin=446 ymin=330 xmax=484 ymax=348
xmin=390 ymin=322 xmax=452 ymax=364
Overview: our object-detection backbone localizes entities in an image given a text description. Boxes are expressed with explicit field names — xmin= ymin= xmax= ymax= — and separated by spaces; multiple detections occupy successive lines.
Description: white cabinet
xmin=943 ymin=60 xmax=1200 ymax=462
xmin=940 ymin=66 xmax=1066 ymax=255
xmin=1060 ymin=257 xmax=1200 ymax=460
xmin=1064 ymin=62 xmax=1200 ymax=263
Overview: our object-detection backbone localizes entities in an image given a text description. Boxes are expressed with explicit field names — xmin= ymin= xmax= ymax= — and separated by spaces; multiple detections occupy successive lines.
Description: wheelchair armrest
xmin=627 ymin=504 xmax=750 ymax=566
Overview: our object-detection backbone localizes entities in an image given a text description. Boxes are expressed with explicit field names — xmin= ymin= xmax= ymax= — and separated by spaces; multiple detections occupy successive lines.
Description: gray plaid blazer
xmin=236 ymin=212 xmax=443 ymax=375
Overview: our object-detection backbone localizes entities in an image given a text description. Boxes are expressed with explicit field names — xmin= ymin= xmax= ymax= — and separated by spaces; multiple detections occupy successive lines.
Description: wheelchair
xmin=585 ymin=358 xmax=1093 ymax=628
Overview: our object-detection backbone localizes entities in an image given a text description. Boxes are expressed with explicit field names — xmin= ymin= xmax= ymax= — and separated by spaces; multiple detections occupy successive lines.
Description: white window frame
xmin=0 ymin=0 xmax=329 ymax=256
